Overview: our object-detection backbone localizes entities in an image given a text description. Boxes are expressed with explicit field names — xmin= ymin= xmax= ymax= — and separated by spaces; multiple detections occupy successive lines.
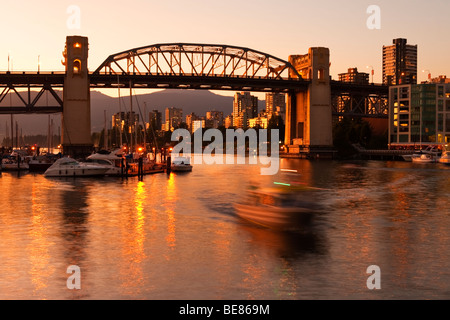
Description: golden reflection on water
xmin=28 ymin=180 xmax=53 ymax=297
xmin=134 ymin=181 xmax=146 ymax=252
xmin=119 ymin=180 xmax=148 ymax=296
xmin=165 ymin=173 xmax=177 ymax=250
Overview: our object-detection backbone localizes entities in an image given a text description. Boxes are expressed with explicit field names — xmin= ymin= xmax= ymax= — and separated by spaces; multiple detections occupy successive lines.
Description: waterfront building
xmin=165 ymin=107 xmax=183 ymax=132
xmin=248 ymin=116 xmax=269 ymax=129
xmin=232 ymin=92 xmax=258 ymax=129
xmin=338 ymin=68 xmax=369 ymax=84
xmin=383 ymin=38 xmax=418 ymax=86
xmin=427 ymin=75 xmax=450 ymax=84
xmin=206 ymin=110 xmax=224 ymax=129
xmin=389 ymin=83 xmax=450 ymax=148
xmin=265 ymin=92 xmax=286 ymax=122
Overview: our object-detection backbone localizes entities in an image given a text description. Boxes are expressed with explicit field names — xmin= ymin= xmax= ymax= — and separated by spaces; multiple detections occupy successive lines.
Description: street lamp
xmin=366 ymin=65 xmax=374 ymax=84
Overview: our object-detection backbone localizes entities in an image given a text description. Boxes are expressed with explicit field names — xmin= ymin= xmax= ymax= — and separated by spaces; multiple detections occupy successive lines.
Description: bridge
xmin=0 ymin=36 xmax=388 ymax=157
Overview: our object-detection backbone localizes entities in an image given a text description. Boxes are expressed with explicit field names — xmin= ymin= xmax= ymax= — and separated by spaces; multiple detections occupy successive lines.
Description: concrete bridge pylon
xmin=285 ymin=47 xmax=334 ymax=156
xmin=61 ymin=35 xmax=93 ymax=158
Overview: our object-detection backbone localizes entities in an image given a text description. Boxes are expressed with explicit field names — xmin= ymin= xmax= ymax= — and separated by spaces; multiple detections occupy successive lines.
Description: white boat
xmin=234 ymin=184 xmax=322 ymax=230
xmin=412 ymin=153 xmax=440 ymax=163
xmin=1 ymin=158 xmax=29 ymax=171
xmin=44 ymin=157 xmax=110 ymax=177
xmin=171 ymin=157 xmax=192 ymax=172
xmin=85 ymin=151 xmax=123 ymax=176
xmin=86 ymin=150 xmax=163 ymax=176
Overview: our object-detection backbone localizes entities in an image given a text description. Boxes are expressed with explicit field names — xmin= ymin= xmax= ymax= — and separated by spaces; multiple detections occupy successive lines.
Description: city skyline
xmin=1 ymin=0 xmax=449 ymax=95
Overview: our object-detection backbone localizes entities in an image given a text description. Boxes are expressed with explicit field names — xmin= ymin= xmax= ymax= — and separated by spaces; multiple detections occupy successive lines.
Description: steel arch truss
xmin=94 ymin=43 xmax=302 ymax=80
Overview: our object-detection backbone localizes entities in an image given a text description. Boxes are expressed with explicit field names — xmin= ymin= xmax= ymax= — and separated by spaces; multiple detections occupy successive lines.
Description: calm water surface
xmin=0 ymin=158 xmax=449 ymax=300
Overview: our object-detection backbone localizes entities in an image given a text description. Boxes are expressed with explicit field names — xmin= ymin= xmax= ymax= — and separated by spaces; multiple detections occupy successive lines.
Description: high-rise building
xmin=165 ymin=107 xmax=183 ymax=131
xmin=192 ymin=120 xmax=205 ymax=133
xmin=265 ymin=92 xmax=286 ymax=122
xmin=232 ymin=92 xmax=258 ymax=129
xmin=112 ymin=111 xmax=139 ymax=130
xmin=148 ymin=110 xmax=162 ymax=132
xmin=338 ymin=68 xmax=369 ymax=84
xmin=224 ymin=115 xmax=233 ymax=129
xmin=185 ymin=112 xmax=200 ymax=133
xmin=389 ymin=83 xmax=450 ymax=147
xmin=383 ymin=38 xmax=417 ymax=86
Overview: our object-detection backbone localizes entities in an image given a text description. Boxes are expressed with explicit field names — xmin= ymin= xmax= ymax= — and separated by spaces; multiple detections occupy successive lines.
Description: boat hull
xmin=28 ymin=162 xmax=53 ymax=172
xmin=439 ymin=156 xmax=450 ymax=165
xmin=171 ymin=165 xmax=193 ymax=172
xmin=44 ymin=167 xmax=109 ymax=177
xmin=1 ymin=163 xmax=29 ymax=171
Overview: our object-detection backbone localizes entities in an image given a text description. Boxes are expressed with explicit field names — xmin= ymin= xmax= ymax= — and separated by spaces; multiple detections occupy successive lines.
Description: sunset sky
xmin=1 ymin=0 xmax=449 ymax=86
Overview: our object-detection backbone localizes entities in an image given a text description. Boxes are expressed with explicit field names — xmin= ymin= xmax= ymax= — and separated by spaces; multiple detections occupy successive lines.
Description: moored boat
xmin=171 ymin=157 xmax=193 ymax=172
xmin=28 ymin=156 xmax=55 ymax=172
xmin=1 ymin=158 xmax=29 ymax=171
xmin=44 ymin=157 xmax=110 ymax=177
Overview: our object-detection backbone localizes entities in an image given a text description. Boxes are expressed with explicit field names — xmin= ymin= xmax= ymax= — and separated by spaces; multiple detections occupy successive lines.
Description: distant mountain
xmin=0 ymin=89 xmax=265 ymax=138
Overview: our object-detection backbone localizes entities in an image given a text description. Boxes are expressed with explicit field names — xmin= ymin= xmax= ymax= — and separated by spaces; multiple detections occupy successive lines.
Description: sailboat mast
xmin=118 ymin=76 xmax=123 ymax=148
xmin=129 ymin=80 xmax=133 ymax=153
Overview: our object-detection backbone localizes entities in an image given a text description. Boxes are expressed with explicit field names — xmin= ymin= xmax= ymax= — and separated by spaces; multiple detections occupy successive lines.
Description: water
xmin=0 ymin=159 xmax=449 ymax=300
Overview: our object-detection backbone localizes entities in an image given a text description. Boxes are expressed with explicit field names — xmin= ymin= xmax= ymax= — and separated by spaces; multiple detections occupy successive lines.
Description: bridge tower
xmin=61 ymin=36 xmax=93 ymax=157
xmin=285 ymin=47 xmax=334 ymax=156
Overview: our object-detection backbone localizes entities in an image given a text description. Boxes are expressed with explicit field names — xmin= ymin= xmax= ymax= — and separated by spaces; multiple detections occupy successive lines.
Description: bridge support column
xmin=61 ymin=36 xmax=93 ymax=158
xmin=285 ymin=47 xmax=334 ymax=157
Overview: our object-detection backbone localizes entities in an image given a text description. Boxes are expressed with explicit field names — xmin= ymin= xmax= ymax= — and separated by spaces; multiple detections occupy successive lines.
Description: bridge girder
xmin=0 ymin=72 xmax=64 ymax=114
xmin=330 ymin=81 xmax=389 ymax=118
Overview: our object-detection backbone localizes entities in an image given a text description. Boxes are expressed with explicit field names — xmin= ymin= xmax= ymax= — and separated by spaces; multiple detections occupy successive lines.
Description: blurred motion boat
xmin=402 ymin=146 xmax=441 ymax=162
xmin=234 ymin=183 xmax=322 ymax=230
xmin=44 ymin=157 xmax=110 ymax=177
xmin=439 ymin=145 xmax=450 ymax=165
xmin=412 ymin=153 xmax=441 ymax=163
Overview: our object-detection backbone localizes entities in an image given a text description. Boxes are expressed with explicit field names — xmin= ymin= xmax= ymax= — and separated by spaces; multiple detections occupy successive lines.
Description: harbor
xmin=1 ymin=158 xmax=449 ymax=300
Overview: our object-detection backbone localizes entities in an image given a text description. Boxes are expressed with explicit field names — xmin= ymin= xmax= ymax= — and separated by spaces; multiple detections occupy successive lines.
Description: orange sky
xmin=1 ymin=0 xmax=449 ymax=86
